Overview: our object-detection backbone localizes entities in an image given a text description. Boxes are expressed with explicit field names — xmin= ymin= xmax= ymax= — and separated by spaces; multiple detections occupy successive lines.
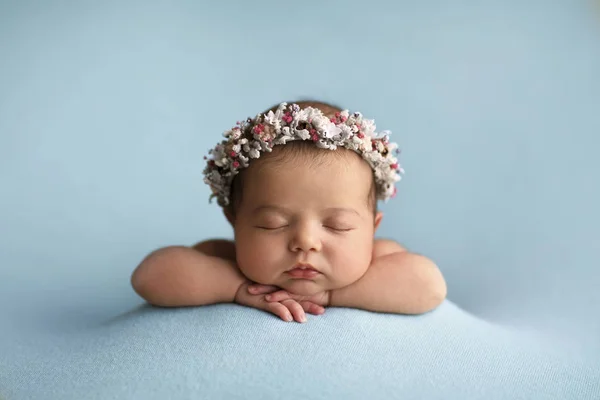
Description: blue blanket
xmin=3 ymin=302 xmax=599 ymax=399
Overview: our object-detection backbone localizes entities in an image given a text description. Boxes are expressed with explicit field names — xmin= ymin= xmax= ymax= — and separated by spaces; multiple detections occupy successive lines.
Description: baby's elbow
xmin=421 ymin=264 xmax=447 ymax=313
xmin=131 ymin=262 xmax=159 ymax=304
xmin=406 ymin=258 xmax=446 ymax=315
xmin=429 ymin=276 xmax=447 ymax=310
xmin=131 ymin=247 xmax=182 ymax=306
xmin=131 ymin=269 xmax=173 ymax=307
xmin=131 ymin=266 xmax=151 ymax=300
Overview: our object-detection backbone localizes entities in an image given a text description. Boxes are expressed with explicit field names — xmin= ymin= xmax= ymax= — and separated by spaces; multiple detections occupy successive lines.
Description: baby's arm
xmin=329 ymin=239 xmax=447 ymax=314
xmin=131 ymin=240 xmax=322 ymax=322
xmin=131 ymin=240 xmax=246 ymax=307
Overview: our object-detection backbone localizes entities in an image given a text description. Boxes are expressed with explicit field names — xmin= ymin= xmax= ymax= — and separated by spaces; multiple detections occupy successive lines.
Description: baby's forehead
xmin=257 ymin=143 xmax=371 ymax=174
xmin=241 ymin=147 xmax=374 ymax=204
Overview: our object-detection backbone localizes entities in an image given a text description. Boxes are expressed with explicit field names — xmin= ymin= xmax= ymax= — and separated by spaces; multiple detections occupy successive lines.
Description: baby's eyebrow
xmin=252 ymin=205 xmax=291 ymax=215
xmin=251 ymin=205 xmax=361 ymax=217
xmin=324 ymin=207 xmax=361 ymax=217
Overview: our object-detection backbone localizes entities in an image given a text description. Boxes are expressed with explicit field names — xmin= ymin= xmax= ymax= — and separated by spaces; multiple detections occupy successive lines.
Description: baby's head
xmin=203 ymin=101 xmax=403 ymax=295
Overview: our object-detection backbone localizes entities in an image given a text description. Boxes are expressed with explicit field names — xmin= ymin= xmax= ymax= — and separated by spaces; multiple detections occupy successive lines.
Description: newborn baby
xmin=131 ymin=101 xmax=446 ymax=322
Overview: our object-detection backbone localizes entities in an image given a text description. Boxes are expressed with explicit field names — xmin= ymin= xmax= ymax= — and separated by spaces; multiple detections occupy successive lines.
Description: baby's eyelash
xmin=255 ymin=225 xmax=354 ymax=232
xmin=324 ymin=226 xmax=354 ymax=232
xmin=256 ymin=225 xmax=288 ymax=230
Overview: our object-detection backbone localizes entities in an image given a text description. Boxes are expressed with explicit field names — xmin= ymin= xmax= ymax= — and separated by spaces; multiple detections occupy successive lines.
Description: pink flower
xmin=311 ymin=133 xmax=319 ymax=142
xmin=253 ymin=124 xmax=265 ymax=134
xmin=357 ymin=133 xmax=365 ymax=139
xmin=391 ymin=163 xmax=399 ymax=170
xmin=282 ymin=113 xmax=293 ymax=124
xmin=230 ymin=151 xmax=236 ymax=157
xmin=232 ymin=161 xmax=240 ymax=168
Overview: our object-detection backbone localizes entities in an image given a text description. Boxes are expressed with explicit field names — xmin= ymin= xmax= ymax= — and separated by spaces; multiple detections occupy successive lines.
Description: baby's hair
xmin=225 ymin=100 xmax=378 ymax=217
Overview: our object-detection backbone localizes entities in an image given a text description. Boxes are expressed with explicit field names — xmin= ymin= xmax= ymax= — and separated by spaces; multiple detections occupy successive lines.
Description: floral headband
xmin=203 ymin=102 xmax=404 ymax=207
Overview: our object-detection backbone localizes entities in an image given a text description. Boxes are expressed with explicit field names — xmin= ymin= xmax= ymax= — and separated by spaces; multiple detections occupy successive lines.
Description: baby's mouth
xmin=286 ymin=264 xmax=321 ymax=279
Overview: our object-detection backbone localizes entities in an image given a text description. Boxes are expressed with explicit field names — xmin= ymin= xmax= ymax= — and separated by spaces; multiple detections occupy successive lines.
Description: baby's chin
xmin=280 ymin=279 xmax=331 ymax=296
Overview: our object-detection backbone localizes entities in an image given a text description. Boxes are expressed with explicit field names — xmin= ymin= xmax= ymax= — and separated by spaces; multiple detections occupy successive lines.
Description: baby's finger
xmin=300 ymin=301 xmax=325 ymax=315
xmin=282 ymin=299 xmax=307 ymax=323
xmin=248 ymin=284 xmax=279 ymax=295
xmin=264 ymin=290 xmax=292 ymax=302
xmin=265 ymin=301 xmax=293 ymax=322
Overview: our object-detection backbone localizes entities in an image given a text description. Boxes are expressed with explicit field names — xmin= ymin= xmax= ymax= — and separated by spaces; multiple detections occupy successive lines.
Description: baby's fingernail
xmin=286 ymin=314 xmax=293 ymax=322
xmin=300 ymin=315 xmax=307 ymax=323
xmin=265 ymin=295 xmax=272 ymax=300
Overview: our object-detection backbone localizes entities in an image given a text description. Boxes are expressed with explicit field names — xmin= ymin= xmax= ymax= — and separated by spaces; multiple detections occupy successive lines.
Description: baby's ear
xmin=374 ymin=212 xmax=383 ymax=231
xmin=223 ymin=208 xmax=235 ymax=227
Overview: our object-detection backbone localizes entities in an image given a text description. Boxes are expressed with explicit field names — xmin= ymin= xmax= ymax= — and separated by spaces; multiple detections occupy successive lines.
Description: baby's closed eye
xmin=322 ymin=220 xmax=355 ymax=232
xmin=254 ymin=216 xmax=289 ymax=230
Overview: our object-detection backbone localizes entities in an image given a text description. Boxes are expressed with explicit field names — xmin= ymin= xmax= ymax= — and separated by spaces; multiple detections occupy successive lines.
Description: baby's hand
xmin=234 ymin=281 xmax=325 ymax=323
xmin=248 ymin=284 xmax=329 ymax=320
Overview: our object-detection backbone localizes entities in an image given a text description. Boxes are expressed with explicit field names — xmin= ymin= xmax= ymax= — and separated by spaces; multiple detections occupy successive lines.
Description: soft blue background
xmin=1 ymin=1 xmax=600 ymax=396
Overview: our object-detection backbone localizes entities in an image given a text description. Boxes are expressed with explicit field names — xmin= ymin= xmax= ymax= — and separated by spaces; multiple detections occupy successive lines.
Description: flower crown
xmin=203 ymin=102 xmax=404 ymax=208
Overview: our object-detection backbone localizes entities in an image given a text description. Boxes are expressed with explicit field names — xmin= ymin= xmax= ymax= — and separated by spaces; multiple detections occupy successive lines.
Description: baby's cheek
xmin=235 ymin=241 xmax=278 ymax=283
xmin=330 ymin=246 xmax=367 ymax=275
xmin=236 ymin=249 xmax=262 ymax=278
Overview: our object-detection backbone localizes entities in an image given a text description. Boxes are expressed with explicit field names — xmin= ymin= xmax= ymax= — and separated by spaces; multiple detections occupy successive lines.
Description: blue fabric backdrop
xmin=1 ymin=1 xmax=599 ymax=398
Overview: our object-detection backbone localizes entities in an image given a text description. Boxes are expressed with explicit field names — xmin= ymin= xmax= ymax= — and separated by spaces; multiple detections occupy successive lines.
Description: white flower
xmin=351 ymin=136 xmax=363 ymax=146
xmin=315 ymin=139 xmax=328 ymax=149
xmin=337 ymin=125 xmax=353 ymax=139
xmin=248 ymin=148 xmax=260 ymax=158
xmin=309 ymin=114 xmax=327 ymax=129
xmin=361 ymin=119 xmax=376 ymax=137
xmin=263 ymin=111 xmax=282 ymax=133
xmin=321 ymin=122 xmax=342 ymax=139
xmin=377 ymin=130 xmax=392 ymax=139
xmin=306 ymin=108 xmax=324 ymax=121
xmin=294 ymin=109 xmax=310 ymax=123
xmin=263 ymin=110 xmax=277 ymax=125
xmin=274 ymin=103 xmax=287 ymax=119
xmin=273 ymin=136 xmax=288 ymax=145
xmin=296 ymin=129 xmax=310 ymax=140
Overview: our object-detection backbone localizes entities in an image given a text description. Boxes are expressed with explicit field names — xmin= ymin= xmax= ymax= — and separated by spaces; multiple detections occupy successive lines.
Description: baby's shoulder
xmin=373 ymin=238 xmax=407 ymax=258
xmin=192 ymin=239 xmax=236 ymax=261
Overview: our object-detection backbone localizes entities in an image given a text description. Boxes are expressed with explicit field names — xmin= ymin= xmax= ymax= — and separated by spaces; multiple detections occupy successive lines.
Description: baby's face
xmin=230 ymin=149 xmax=382 ymax=296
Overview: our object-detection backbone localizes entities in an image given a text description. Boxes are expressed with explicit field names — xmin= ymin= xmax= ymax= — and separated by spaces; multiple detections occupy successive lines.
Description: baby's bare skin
xmin=132 ymin=103 xmax=446 ymax=322
xmin=131 ymin=232 xmax=445 ymax=323
xmin=188 ymin=238 xmax=411 ymax=322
